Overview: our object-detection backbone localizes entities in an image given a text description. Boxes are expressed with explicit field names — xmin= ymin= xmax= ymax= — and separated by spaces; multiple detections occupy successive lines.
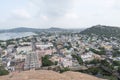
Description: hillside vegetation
xmin=80 ymin=25 xmax=120 ymax=38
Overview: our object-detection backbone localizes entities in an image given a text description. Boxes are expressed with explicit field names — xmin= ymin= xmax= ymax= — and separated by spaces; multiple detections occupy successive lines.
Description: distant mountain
xmin=0 ymin=27 xmax=65 ymax=33
xmin=0 ymin=27 xmax=83 ymax=33
xmin=47 ymin=27 xmax=66 ymax=32
xmin=49 ymin=27 xmax=63 ymax=30
xmin=80 ymin=25 xmax=120 ymax=38
xmin=0 ymin=27 xmax=39 ymax=33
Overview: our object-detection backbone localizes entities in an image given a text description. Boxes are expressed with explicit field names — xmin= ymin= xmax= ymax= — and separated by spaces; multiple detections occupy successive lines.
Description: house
xmin=7 ymin=45 xmax=16 ymax=54
xmin=81 ymin=51 xmax=94 ymax=62
xmin=17 ymin=46 xmax=32 ymax=54
xmin=61 ymin=58 xmax=72 ymax=67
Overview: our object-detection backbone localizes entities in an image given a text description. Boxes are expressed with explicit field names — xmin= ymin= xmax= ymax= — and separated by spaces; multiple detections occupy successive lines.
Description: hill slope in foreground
xmin=0 ymin=70 xmax=105 ymax=80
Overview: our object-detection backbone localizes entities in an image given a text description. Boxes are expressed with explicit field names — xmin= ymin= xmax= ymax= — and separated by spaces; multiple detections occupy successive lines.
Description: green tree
xmin=60 ymin=67 xmax=70 ymax=73
xmin=101 ymin=60 xmax=114 ymax=70
xmin=113 ymin=61 xmax=120 ymax=66
xmin=88 ymin=67 xmax=100 ymax=75
xmin=112 ymin=50 xmax=120 ymax=57
xmin=117 ymin=66 xmax=120 ymax=74
xmin=89 ymin=59 xmax=100 ymax=65
xmin=42 ymin=55 xmax=54 ymax=67
xmin=101 ymin=60 xmax=109 ymax=66
xmin=89 ymin=48 xmax=106 ymax=55
xmin=72 ymin=54 xmax=83 ymax=65
xmin=0 ymin=66 xmax=9 ymax=76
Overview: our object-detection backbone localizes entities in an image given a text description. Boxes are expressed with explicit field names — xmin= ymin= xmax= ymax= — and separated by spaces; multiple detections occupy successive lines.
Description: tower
xmin=31 ymin=37 xmax=37 ymax=51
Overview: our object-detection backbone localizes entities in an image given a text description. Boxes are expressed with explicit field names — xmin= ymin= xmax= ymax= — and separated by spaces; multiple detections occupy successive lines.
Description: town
xmin=0 ymin=30 xmax=120 ymax=80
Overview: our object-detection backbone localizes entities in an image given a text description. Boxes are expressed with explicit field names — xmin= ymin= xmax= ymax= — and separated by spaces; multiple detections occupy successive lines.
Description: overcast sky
xmin=0 ymin=0 xmax=120 ymax=29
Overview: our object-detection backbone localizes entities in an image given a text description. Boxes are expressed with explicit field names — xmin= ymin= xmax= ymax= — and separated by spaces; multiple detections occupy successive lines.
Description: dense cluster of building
xmin=0 ymin=32 xmax=120 ymax=72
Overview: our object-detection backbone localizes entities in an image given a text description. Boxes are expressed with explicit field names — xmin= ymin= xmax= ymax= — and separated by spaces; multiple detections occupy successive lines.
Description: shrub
xmin=60 ymin=67 xmax=70 ymax=73
xmin=0 ymin=66 xmax=9 ymax=76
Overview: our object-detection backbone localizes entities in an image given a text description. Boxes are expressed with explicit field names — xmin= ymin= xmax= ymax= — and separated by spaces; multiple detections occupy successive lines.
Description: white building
xmin=81 ymin=51 xmax=94 ymax=62
xmin=17 ymin=46 xmax=32 ymax=54
xmin=61 ymin=58 xmax=72 ymax=67
xmin=36 ymin=43 xmax=53 ymax=50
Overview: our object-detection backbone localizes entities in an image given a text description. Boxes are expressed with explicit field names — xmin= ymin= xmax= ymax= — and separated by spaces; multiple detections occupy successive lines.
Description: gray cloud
xmin=33 ymin=0 xmax=72 ymax=19
xmin=1 ymin=0 xmax=120 ymax=29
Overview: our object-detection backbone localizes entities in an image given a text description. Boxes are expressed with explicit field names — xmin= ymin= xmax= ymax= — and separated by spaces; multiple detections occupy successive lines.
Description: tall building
xmin=24 ymin=52 xmax=41 ymax=70
xmin=31 ymin=37 xmax=37 ymax=51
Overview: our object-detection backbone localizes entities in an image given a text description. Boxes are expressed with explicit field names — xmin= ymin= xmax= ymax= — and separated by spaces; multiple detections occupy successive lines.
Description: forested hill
xmin=80 ymin=25 xmax=120 ymax=38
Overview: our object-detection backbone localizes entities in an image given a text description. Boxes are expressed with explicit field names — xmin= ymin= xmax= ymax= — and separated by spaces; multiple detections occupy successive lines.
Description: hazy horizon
xmin=0 ymin=0 xmax=120 ymax=29
xmin=0 ymin=26 xmax=87 ymax=30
